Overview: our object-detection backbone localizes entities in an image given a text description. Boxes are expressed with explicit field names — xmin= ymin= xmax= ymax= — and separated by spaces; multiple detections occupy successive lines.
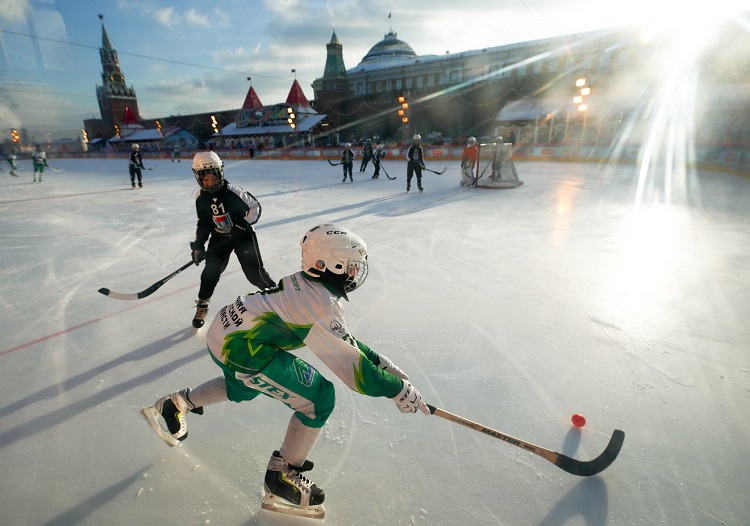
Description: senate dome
xmin=358 ymin=30 xmax=417 ymax=66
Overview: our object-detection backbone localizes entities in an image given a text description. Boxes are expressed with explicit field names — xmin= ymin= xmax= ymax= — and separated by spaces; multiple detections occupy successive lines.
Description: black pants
xmin=129 ymin=165 xmax=142 ymax=184
xmin=198 ymin=234 xmax=276 ymax=300
xmin=372 ymin=159 xmax=380 ymax=177
xmin=406 ymin=162 xmax=423 ymax=189
xmin=342 ymin=162 xmax=353 ymax=179
xmin=360 ymin=155 xmax=371 ymax=171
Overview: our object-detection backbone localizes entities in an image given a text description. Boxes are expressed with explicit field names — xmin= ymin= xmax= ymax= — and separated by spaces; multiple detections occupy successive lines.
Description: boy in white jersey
xmin=142 ymin=224 xmax=429 ymax=518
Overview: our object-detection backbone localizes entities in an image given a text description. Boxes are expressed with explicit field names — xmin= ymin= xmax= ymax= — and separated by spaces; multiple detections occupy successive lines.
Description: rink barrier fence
xmin=37 ymin=144 xmax=750 ymax=177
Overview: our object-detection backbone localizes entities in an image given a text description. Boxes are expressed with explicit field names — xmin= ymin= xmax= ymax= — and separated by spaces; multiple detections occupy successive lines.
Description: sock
xmin=187 ymin=376 xmax=228 ymax=407
xmin=278 ymin=415 xmax=322 ymax=468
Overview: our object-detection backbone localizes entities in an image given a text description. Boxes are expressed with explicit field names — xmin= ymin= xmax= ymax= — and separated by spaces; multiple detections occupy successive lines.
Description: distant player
xmin=141 ymin=223 xmax=430 ymax=519
xmin=172 ymin=145 xmax=181 ymax=162
xmin=7 ymin=151 xmax=18 ymax=177
xmin=128 ymin=144 xmax=144 ymax=188
xmin=460 ymin=136 xmax=478 ymax=186
xmin=188 ymin=151 xmax=276 ymax=328
xmin=405 ymin=134 xmax=425 ymax=192
xmin=359 ymin=139 xmax=373 ymax=172
xmin=341 ymin=143 xmax=355 ymax=182
xmin=31 ymin=145 xmax=48 ymax=183
xmin=371 ymin=143 xmax=384 ymax=179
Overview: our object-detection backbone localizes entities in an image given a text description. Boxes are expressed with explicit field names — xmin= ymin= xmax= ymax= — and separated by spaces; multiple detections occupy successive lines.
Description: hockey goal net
xmin=475 ymin=142 xmax=523 ymax=189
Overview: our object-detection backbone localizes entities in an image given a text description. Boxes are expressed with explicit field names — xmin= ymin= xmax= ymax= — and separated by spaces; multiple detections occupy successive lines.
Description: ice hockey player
xmin=359 ymin=139 xmax=373 ymax=172
xmin=128 ymin=144 xmax=145 ymax=188
xmin=405 ymin=134 xmax=425 ymax=192
xmin=371 ymin=143 xmax=384 ymax=179
xmin=7 ymin=151 xmax=18 ymax=177
xmin=189 ymin=151 xmax=276 ymax=328
xmin=142 ymin=223 xmax=430 ymax=519
xmin=172 ymin=145 xmax=181 ymax=162
xmin=341 ymin=143 xmax=355 ymax=182
xmin=460 ymin=136 xmax=478 ymax=186
xmin=31 ymin=145 xmax=48 ymax=183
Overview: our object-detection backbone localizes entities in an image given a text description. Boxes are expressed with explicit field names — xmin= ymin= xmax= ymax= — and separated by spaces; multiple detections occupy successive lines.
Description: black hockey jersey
xmin=193 ymin=180 xmax=261 ymax=247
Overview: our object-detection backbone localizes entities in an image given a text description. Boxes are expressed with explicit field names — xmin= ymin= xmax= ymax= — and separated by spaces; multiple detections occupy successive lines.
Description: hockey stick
xmin=427 ymin=404 xmax=624 ymax=477
xmin=327 ymin=160 xmax=342 ymax=166
xmin=47 ymin=166 xmax=63 ymax=173
xmin=423 ymin=166 xmax=446 ymax=175
xmin=380 ymin=164 xmax=396 ymax=180
xmin=98 ymin=260 xmax=194 ymax=300
xmin=98 ymin=239 xmax=229 ymax=300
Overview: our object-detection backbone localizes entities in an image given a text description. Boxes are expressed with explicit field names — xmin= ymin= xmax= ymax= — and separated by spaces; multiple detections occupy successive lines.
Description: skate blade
xmin=140 ymin=407 xmax=179 ymax=447
xmin=261 ymin=493 xmax=325 ymax=520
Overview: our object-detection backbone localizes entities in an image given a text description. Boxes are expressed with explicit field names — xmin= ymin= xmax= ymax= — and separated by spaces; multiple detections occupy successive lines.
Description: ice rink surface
xmin=0 ymin=157 xmax=748 ymax=525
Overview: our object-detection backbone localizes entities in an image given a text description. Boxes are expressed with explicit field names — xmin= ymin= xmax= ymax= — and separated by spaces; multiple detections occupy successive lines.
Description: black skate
xmin=192 ymin=299 xmax=209 ymax=328
xmin=262 ymin=451 xmax=325 ymax=519
xmin=141 ymin=389 xmax=203 ymax=447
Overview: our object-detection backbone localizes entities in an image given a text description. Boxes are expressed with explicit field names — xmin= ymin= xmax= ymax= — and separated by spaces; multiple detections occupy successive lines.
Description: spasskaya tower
xmin=95 ymin=14 xmax=141 ymax=132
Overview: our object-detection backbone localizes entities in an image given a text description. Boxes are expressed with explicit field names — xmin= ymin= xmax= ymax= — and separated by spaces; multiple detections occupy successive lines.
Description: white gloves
xmin=392 ymin=380 xmax=430 ymax=415
xmin=377 ymin=354 xmax=408 ymax=380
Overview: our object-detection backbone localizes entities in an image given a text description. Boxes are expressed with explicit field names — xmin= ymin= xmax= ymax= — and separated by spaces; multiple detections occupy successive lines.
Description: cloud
xmin=0 ymin=0 xmax=30 ymax=23
xmin=185 ymin=9 xmax=211 ymax=28
xmin=153 ymin=7 xmax=176 ymax=28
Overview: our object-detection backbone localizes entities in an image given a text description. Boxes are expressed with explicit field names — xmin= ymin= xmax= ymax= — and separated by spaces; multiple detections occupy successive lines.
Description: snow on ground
xmin=0 ymin=157 xmax=748 ymax=526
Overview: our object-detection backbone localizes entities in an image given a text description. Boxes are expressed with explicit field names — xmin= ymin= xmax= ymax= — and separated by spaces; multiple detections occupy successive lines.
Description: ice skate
xmin=140 ymin=388 xmax=203 ymax=447
xmin=262 ymin=450 xmax=325 ymax=519
xmin=192 ymin=299 xmax=210 ymax=328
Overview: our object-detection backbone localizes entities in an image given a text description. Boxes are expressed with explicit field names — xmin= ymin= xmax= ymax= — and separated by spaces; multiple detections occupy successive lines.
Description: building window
xmin=406 ymin=78 xmax=412 ymax=89
xmin=386 ymin=80 xmax=392 ymax=91
xmin=427 ymin=75 xmax=434 ymax=87
xmin=376 ymin=82 xmax=383 ymax=93
xmin=416 ymin=76 xmax=423 ymax=88
xmin=449 ymin=70 xmax=459 ymax=83
xmin=396 ymin=79 xmax=402 ymax=90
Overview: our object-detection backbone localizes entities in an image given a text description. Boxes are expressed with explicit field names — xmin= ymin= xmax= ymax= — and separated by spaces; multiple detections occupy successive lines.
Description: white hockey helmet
xmin=467 ymin=136 xmax=476 ymax=146
xmin=345 ymin=142 xmax=351 ymax=148
xmin=496 ymin=136 xmax=503 ymax=143
xmin=132 ymin=143 xmax=139 ymax=150
xmin=413 ymin=134 xmax=421 ymax=142
xmin=192 ymin=151 xmax=224 ymax=193
xmin=301 ymin=224 xmax=369 ymax=294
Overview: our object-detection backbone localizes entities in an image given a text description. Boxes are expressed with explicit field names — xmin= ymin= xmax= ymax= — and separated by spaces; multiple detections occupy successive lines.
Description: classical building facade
xmin=312 ymin=23 xmax=749 ymax=148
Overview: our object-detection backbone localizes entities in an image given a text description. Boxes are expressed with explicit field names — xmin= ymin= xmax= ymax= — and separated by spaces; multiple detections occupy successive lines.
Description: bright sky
xmin=0 ymin=0 xmax=746 ymax=139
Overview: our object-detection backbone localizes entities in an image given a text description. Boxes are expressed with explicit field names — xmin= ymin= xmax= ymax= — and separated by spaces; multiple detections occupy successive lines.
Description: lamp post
xmin=574 ymin=78 xmax=591 ymax=143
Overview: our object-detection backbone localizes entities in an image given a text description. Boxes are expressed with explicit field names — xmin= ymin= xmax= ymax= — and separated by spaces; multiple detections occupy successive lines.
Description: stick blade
xmin=555 ymin=429 xmax=625 ymax=476
xmin=98 ymin=287 xmax=139 ymax=301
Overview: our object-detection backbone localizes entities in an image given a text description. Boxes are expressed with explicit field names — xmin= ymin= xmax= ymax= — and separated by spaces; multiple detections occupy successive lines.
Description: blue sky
xmin=0 ymin=0 xmax=746 ymax=140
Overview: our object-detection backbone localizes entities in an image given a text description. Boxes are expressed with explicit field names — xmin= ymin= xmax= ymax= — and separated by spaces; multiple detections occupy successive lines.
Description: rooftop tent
xmin=286 ymin=79 xmax=316 ymax=114
xmin=241 ymin=85 xmax=264 ymax=110
xmin=122 ymin=106 xmax=140 ymax=126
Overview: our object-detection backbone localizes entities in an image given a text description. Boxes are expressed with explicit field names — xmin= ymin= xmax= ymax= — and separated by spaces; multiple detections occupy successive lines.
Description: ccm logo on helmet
xmin=326 ymin=230 xmax=347 ymax=235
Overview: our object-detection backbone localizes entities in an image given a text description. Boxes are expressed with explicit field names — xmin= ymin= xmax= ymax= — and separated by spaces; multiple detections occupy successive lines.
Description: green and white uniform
xmin=32 ymin=150 xmax=47 ymax=174
xmin=206 ymin=271 xmax=403 ymax=428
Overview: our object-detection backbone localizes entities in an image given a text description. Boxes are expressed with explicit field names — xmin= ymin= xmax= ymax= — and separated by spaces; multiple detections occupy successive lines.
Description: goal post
xmin=475 ymin=142 xmax=523 ymax=189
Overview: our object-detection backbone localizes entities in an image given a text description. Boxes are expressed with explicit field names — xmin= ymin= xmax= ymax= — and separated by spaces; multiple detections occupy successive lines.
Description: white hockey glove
xmin=377 ymin=354 xmax=408 ymax=380
xmin=392 ymin=380 xmax=430 ymax=415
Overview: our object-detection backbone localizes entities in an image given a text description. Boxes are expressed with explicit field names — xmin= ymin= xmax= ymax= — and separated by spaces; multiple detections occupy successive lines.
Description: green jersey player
xmin=142 ymin=224 xmax=429 ymax=519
